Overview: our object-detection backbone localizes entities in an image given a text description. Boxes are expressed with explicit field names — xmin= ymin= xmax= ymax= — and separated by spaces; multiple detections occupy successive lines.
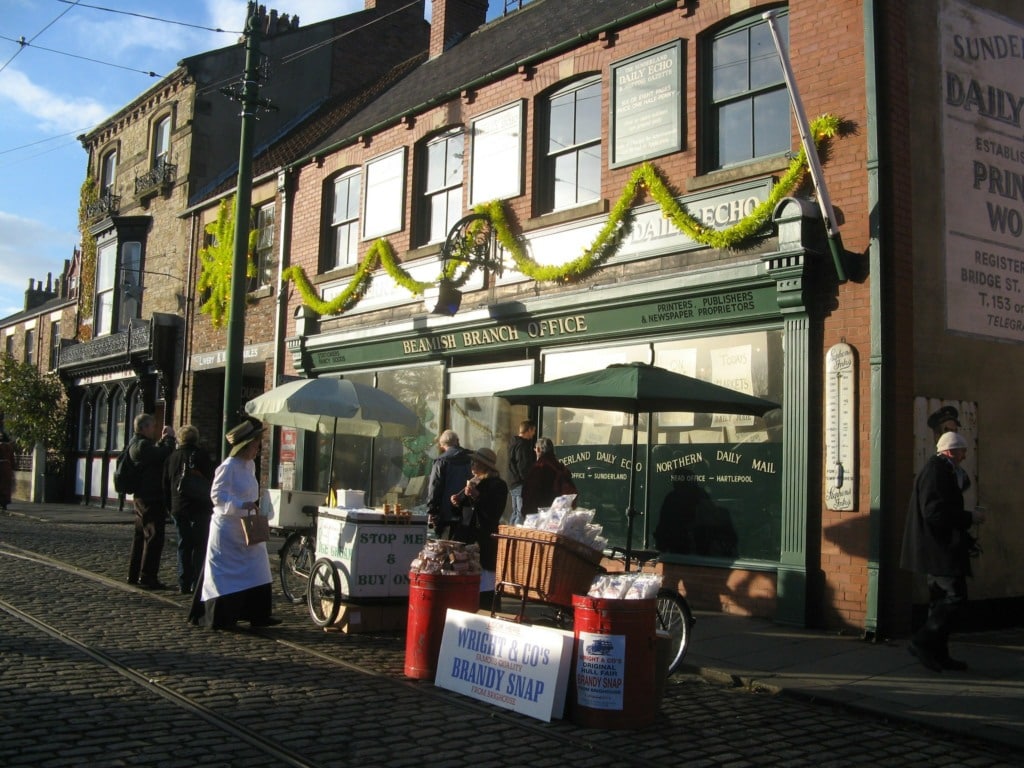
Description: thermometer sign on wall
xmin=825 ymin=343 xmax=855 ymax=511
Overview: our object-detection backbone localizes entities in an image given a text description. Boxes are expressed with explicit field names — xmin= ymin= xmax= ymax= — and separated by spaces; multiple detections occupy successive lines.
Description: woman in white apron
xmin=189 ymin=419 xmax=281 ymax=629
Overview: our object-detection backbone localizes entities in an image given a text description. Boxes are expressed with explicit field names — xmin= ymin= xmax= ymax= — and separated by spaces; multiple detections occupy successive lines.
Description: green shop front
xmin=285 ymin=197 xmax=823 ymax=625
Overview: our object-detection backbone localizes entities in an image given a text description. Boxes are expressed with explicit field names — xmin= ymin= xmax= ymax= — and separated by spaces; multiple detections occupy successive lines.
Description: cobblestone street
xmin=1 ymin=513 xmax=1017 ymax=767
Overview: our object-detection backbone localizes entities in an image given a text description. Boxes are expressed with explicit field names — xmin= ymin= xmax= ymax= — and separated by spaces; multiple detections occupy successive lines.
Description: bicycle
xmin=277 ymin=506 xmax=318 ymax=604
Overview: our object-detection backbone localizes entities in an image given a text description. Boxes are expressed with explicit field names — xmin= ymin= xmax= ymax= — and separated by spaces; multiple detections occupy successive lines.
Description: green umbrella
xmin=496 ymin=362 xmax=779 ymax=564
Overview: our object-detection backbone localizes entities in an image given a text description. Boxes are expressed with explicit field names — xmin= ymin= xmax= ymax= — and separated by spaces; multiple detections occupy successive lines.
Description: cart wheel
xmin=656 ymin=588 xmax=694 ymax=675
xmin=307 ymin=558 xmax=341 ymax=627
xmin=280 ymin=532 xmax=315 ymax=605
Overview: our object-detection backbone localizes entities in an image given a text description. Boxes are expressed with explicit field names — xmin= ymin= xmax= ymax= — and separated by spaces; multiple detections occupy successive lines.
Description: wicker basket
xmin=494 ymin=525 xmax=603 ymax=607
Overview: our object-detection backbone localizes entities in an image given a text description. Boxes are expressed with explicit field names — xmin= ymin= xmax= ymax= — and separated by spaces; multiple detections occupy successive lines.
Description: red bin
xmin=404 ymin=572 xmax=481 ymax=680
xmin=571 ymin=595 xmax=657 ymax=729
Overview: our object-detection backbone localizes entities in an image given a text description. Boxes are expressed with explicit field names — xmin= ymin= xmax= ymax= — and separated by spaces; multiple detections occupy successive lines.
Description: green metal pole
xmin=222 ymin=2 xmax=261 ymax=458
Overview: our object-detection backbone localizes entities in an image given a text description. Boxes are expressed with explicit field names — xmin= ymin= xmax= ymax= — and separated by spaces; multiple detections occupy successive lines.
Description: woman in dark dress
xmin=450 ymin=447 xmax=508 ymax=601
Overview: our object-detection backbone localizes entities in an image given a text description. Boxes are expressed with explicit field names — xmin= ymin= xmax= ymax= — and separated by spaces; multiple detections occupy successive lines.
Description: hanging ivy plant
xmin=77 ymin=176 xmax=99 ymax=321
xmin=196 ymin=196 xmax=258 ymax=328
xmin=282 ymin=113 xmax=842 ymax=317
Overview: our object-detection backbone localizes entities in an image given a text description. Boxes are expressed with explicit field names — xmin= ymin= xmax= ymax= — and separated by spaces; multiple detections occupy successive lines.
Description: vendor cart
xmin=493 ymin=525 xmax=694 ymax=675
xmin=306 ymin=506 xmax=428 ymax=627
xmin=260 ymin=489 xmax=325 ymax=604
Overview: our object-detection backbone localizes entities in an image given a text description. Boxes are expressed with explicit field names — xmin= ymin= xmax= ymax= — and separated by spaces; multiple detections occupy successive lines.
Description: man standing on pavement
xmin=900 ymin=430 xmax=985 ymax=672
xmin=507 ymin=419 xmax=536 ymax=525
xmin=127 ymin=413 xmax=176 ymax=589
xmin=426 ymin=429 xmax=473 ymax=539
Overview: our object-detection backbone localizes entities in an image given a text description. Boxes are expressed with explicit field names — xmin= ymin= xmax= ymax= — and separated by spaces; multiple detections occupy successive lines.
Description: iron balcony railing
xmin=134 ymin=158 xmax=177 ymax=197
xmin=85 ymin=192 xmax=121 ymax=221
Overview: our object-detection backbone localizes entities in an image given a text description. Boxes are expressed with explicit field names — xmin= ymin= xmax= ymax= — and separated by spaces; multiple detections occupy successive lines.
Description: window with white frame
xmin=94 ymin=240 xmax=141 ymax=336
xmin=24 ymin=328 xmax=35 ymax=366
xmin=363 ymin=148 xmax=406 ymax=239
xmin=92 ymin=392 xmax=109 ymax=451
xmin=153 ymin=115 xmax=171 ymax=167
xmin=470 ymin=101 xmax=523 ymax=205
xmin=100 ymin=149 xmax=117 ymax=196
xmin=111 ymin=388 xmax=127 ymax=450
xmin=419 ymin=128 xmax=464 ymax=245
xmin=329 ymin=169 xmax=361 ymax=269
xmin=251 ymin=202 xmax=276 ymax=289
xmin=703 ymin=10 xmax=790 ymax=171
xmin=541 ymin=77 xmax=602 ymax=212
xmin=49 ymin=320 xmax=60 ymax=370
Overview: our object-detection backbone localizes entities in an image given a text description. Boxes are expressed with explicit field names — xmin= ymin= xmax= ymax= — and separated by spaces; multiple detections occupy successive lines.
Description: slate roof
xmin=302 ymin=0 xmax=676 ymax=162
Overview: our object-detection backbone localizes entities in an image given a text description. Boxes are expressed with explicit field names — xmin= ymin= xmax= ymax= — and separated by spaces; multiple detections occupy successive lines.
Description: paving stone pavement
xmin=0 ymin=507 xmax=1020 ymax=767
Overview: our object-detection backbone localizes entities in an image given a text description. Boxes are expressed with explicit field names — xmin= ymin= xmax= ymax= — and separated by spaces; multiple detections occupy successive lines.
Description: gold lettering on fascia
xmin=401 ymin=317 xmax=588 ymax=356
xmin=639 ymin=292 xmax=756 ymax=325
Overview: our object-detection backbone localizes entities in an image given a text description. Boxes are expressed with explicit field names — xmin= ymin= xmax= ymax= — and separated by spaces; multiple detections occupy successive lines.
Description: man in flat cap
xmin=901 ymin=431 xmax=986 ymax=672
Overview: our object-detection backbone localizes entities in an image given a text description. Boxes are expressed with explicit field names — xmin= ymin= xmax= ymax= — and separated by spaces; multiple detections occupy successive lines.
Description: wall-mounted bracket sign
xmin=825 ymin=343 xmax=855 ymax=510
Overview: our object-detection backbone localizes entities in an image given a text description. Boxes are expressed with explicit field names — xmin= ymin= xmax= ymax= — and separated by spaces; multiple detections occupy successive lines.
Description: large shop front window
xmin=311 ymin=366 xmax=442 ymax=508
xmin=704 ymin=10 xmax=790 ymax=170
xmin=540 ymin=331 xmax=784 ymax=562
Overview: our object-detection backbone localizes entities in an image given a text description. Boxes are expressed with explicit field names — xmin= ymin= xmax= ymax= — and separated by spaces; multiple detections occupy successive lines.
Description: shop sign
xmin=191 ymin=341 xmax=272 ymax=370
xmin=940 ymin=0 xmax=1024 ymax=343
xmin=436 ymin=610 xmax=574 ymax=722
xmin=611 ymin=40 xmax=683 ymax=167
xmin=307 ymin=285 xmax=777 ymax=371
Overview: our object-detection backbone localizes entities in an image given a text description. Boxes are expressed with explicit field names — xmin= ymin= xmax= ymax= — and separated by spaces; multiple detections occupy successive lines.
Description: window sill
xmin=688 ymin=155 xmax=791 ymax=193
xmin=314 ymin=267 xmax=358 ymax=284
xmin=524 ymin=199 xmax=609 ymax=232
xmin=247 ymin=285 xmax=273 ymax=300
xmin=407 ymin=242 xmax=442 ymax=260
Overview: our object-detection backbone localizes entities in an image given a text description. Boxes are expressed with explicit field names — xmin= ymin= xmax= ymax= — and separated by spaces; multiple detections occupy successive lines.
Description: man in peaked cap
xmin=901 ymin=431 xmax=986 ymax=673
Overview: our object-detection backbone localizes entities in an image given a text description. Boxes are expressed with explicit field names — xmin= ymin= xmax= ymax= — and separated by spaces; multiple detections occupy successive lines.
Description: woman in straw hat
xmin=450 ymin=447 xmax=508 ymax=603
xmin=189 ymin=419 xmax=281 ymax=629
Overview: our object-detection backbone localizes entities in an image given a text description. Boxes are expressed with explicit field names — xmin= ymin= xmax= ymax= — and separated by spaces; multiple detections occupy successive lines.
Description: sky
xmin=0 ymin=0 xmax=505 ymax=320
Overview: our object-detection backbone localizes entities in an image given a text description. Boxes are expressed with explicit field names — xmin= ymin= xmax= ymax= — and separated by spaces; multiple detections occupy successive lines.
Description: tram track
xmin=0 ymin=540 xmax=660 ymax=768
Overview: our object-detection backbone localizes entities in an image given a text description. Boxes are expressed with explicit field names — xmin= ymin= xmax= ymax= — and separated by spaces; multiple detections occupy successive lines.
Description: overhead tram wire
xmin=0 ymin=34 xmax=163 ymax=78
xmin=55 ymin=0 xmax=242 ymax=35
xmin=0 ymin=0 xmax=80 ymax=75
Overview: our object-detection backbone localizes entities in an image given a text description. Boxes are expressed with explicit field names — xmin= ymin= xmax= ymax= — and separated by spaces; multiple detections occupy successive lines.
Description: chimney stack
xmin=24 ymin=275 xmax=56 ymax=311
xmin=429 ymin=0 xmax=488 ymax=59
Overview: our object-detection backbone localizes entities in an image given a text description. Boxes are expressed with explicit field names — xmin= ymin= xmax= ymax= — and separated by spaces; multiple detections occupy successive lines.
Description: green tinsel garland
xmin=284 ymin=114 xmax=841 ymax=317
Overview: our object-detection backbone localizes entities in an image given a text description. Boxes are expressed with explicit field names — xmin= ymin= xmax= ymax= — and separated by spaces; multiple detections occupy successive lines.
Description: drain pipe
xmin=269 ymin=167 xmax=294 ymax=486
xmin=862 ymin=0 xmax=885 ymax=640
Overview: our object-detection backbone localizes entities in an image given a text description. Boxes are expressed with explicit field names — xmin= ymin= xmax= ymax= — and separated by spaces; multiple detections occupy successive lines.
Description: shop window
xmin=24 ymin=328 xmax=35 ymax=366
xmin=363 ymin=149 xmax=406 ymax=239
xmin=539 ymin=77 xmax=602 ymax=213
xmin=310 ymin=366 xmax=442 ymax=508
xmin=153 ymin=115 xmax=171 ymax=168
xmin=701 ymin=10 xmax=790 ymax=171
xmin=100 ymin=148 xmax=117 ymax=196
xmin=92 ymin=393 xmax=109 ymax=452
xmin=111 ymin=388 xmax=127 ymax=451
xmin=470 ymin=101 xmax=523 ymax=205
xmin=77 ymin=398 xmax=91 ymax=451
xmin=537 ymin=332 xmax=784 ymax=562
xmin=418 ymin=128 xmax=464 ymax=245
xmin=128 ymin=388 xmax=145 ymax=434
xmin=328 ymin=169 xmax=361 ymax=270
xmin=250 ymin=202 xmax=276 ymax=289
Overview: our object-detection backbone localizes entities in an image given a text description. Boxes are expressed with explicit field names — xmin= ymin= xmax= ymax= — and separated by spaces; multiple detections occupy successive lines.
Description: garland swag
xmin=281 ymin=114 xmax=841 ymax=319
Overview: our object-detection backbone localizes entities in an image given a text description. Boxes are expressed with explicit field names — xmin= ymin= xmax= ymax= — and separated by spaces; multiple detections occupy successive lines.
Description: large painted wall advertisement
xmin=942 ymin=0 xmax=1024 ymax=342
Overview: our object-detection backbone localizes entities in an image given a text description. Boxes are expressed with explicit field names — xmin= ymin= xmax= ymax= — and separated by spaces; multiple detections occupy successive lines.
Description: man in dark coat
xmin=162 ymin=424 xmax=216 ymax=595
xmin=126 ymin=413 xmax=176 ymax=589
xmin=900 ymin=431 xmax=985 ymax=672
xmin=426 ymin=429 xmax=473 ymax=539
xmin=507 ymin=419 xmax=536 ymax=525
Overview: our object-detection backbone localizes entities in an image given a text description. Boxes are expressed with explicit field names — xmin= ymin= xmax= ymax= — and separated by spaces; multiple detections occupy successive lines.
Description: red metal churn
xmin=571 ymin=595 xmax=658 ymax=729
xmin=404 ymin=572 xmax=481 ymax=680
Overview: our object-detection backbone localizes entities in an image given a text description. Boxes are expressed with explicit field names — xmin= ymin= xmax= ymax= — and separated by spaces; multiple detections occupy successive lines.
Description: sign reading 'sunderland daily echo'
xmin=942 ymin=0 xmax=1024 ymax=343
xmin=611 ymin=41 xmax=682 ymax=166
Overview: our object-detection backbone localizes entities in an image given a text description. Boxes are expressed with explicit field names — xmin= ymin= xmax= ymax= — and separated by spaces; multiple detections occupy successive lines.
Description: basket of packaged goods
xmin=494 ymin=499 xmax=606 ymax=607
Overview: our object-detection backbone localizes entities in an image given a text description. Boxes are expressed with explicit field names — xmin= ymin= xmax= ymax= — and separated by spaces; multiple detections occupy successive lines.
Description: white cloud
xmin=0 ymin=211 xmax=76 ymax=289
xmin=0 ymin=68 xmax=110 ymax=134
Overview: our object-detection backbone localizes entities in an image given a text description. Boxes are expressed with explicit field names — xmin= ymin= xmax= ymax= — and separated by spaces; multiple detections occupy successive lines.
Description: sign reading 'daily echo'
xmin=435 ymin=610 xmax=574 ymax=722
